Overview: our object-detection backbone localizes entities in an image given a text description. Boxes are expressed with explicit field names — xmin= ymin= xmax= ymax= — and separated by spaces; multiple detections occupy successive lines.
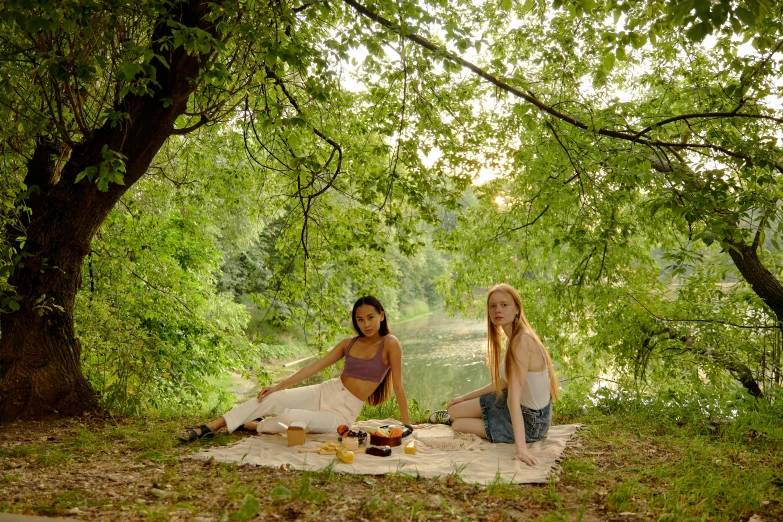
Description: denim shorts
xmin=479 ymin=390 xmax=552 ymax=443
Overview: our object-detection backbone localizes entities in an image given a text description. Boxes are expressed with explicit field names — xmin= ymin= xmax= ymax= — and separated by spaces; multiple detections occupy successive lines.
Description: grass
xmin=558 ymin=395 xmax=783 ymax=521
xmin=358 ymin=396 xmax=431 ymax=424
xmin=0 ymin=396 xmax=781 ymax=521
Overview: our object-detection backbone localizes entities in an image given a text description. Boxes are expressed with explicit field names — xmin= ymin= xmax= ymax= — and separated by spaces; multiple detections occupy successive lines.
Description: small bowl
xmin=370 ymin=434 xmax=402 ymax=447
xmin=338 ymin=435 xmax=367 ymax=446
xmin=341 ymin=437 xmax=359 ymax=451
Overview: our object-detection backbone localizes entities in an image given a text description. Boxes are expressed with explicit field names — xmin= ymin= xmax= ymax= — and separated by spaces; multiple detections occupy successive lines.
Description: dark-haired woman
xmin=181 ymin=296 xmax=410 ymax=441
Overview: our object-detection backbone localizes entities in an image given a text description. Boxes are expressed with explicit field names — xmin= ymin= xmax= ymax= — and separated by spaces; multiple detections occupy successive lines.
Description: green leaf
xmin=120 ymin=62 xmax=142 ymax=80
xmin=734 ymin=7 xmax=756 ymax=27
xmin=629 ymin=32 xmax=647 ymax=49
xmin=603 ymin=52 xmax=616 ymax=72
xmin=686 ymin=21 xmax=712 ymax=42
xmin=229 ymin=495 xmax=259 ymax=521
xmin=668 ymin=0 xmax=694 ymax=24
xmin=270 ymin=486 xmax=292 ymax=501
xmin=693 ymin=0 xmax=710 ymax=17
xmin=499 ymin=0 xmax=512 ymax=10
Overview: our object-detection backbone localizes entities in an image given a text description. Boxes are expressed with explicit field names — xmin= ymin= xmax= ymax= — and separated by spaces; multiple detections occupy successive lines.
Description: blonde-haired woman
xmin=430 ymin=284 xmax=558 ymax=466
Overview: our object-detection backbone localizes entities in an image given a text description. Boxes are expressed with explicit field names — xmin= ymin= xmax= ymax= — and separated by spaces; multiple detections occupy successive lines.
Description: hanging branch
xmin=341 ymin=0 xmax=782 ymax=172
xmin=626 ymin=291 xmax=779 ymax=330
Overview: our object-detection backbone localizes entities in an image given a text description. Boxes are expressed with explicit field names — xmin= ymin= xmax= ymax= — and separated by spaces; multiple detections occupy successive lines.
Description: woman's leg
xmin=257 ymin=408 xmax=343 ymax=434
xmin=451 ymin=418 xmax=487 ymax=438
xmin=448 ymin=398 xmax=488 ymax=438
xmin=256 ymin=379 xmax=364 ymax=434
xmin=222 ymin=384 xmax=320 ymax=433
xmin=448 ymin=397 xmax=482 ymax=420
xmin=181 ymin=417 xmax=227 ymax=440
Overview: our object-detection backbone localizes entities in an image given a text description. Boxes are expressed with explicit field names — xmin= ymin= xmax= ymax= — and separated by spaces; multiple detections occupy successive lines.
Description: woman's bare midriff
xmin=341 ymin=374 xmax=382 ymax=401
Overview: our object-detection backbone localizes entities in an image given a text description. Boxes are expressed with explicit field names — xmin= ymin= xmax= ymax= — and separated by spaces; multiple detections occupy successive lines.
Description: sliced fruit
xmin=337 ymin=448 xmax=355 ymax=464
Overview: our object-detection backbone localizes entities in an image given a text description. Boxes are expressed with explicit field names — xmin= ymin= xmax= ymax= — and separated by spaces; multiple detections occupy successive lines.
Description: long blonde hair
xmin=486 ymin=284 xmax=559 ymax=402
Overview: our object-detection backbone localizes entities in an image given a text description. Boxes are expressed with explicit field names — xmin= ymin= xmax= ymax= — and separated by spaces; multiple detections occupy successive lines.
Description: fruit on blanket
xmin=337 ymin=448 xmax=355 ymax=464
xmin=337 ymin=424 xmax=350 ymax=436
xmin=404 ymin=440 xmax=417 ymax=455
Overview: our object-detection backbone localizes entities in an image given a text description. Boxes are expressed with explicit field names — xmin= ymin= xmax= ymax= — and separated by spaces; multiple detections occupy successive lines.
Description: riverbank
xmin=393 ymin=309 xmax=436 ymax=325
xmin=1 ymin=404 xmax=779 ymax=521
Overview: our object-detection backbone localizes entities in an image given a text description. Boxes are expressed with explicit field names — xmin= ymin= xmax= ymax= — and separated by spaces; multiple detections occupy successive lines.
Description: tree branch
xmin=489 ymin=204 xmax=549 ymax=242
xmin=128 ymin=270 xmax=193 ymax=314
xmin=626 ymin=291 xmax=779 ymax=329
xmin=635 ymin=112 xmax=783 ymax=139
xmin=263 ymin=66 xmax=342 ymax=200
xmin=341 ymin=0 xmax=780 ymax=171
xmin=171 ymin=114 xmax=209 ymax=135
xmin=659 ymin=327 xmax=763 ymax=398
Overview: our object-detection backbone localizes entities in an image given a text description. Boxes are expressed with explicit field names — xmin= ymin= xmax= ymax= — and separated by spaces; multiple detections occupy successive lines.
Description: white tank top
xmin=500 ymin=336 xmax=551 ymax=410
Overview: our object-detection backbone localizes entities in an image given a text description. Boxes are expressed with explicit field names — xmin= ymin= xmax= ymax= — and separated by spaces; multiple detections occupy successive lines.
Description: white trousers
xmin=222 ymin=378 xmax=365 ymax=434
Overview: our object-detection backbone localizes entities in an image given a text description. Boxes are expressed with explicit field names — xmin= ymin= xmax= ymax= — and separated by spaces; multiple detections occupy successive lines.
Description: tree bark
xmin=726 ymin=240 xmax=783 ymax=325
xmin=0 ymin=0 xmax=217 ymax=422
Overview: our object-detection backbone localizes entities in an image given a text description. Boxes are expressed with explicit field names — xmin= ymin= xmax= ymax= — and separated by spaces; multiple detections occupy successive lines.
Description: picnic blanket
xmin=187 ymin=419 xmax=581 ymax=485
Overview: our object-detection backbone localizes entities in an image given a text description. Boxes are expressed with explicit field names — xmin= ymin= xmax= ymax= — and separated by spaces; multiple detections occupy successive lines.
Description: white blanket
xmin=187 ymin=419 xmax=581 ymax=485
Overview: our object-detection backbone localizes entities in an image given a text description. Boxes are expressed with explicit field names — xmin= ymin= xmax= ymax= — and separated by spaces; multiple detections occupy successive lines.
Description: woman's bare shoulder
xmin=384 ymin=335 xmax=402 ymax=349
xmin=334 ymin=336 xmax=356 ymax=350
xmin=510 ymin=331 xmax=539 ymax=351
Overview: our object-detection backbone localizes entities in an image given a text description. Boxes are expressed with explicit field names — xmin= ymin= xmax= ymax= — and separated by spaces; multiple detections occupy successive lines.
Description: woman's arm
xmin=507 ymin=335 xmax=538 ymax=466
xmin=447 ymin=382 xmax=499 ymax=408
xmin=387 ymin=337 xmax=411 ymax=425
xmin=256 ymin=338 xmax=350 ymax=402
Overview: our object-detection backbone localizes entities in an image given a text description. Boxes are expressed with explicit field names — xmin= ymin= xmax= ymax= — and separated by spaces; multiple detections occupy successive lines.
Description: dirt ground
xmin=1 ymin=413 xmax=780 ymax=521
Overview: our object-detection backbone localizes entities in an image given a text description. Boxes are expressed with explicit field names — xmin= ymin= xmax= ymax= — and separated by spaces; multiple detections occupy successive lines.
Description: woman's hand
xmin=514 ymin=451 xmax=539 ymax=467
xmin=256 ymin=385 xmax=278 ymax=403
xmin=447 ymin=396 xmax=465 ymax=409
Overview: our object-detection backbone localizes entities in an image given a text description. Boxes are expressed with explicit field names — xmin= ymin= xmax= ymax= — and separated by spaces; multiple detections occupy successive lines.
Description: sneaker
xmin=428 ymin=410 xmax=452 ymax=425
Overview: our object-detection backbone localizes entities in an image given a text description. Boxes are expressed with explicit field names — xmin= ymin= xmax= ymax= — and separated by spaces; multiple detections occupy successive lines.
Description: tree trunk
xmin=726 ymin=240 xmax=783 ymax=325
xmin=0 ymin=266 xmax=99 ymax=419
xmin=0 ymin=0 xmax=218 ymax=422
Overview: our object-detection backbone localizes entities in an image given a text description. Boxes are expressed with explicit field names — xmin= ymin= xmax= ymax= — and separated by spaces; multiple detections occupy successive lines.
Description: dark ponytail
xmin=367 ymin=372 xmax=392 ymax=406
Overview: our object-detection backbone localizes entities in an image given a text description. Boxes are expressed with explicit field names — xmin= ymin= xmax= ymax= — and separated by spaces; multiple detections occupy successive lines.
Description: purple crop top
xmin=342 ymin=336 xmax=391 ymax=383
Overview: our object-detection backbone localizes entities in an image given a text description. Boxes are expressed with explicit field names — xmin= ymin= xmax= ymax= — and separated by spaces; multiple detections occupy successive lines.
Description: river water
xmin=280 ymin=310 xmax=491 ymax=412
xmin=393 ymin=310 xmax=490 ymax=411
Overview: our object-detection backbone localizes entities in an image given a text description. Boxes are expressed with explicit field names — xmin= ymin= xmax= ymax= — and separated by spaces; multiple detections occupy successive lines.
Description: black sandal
xmin=179 ymin=424 xmax=214 ymax=443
